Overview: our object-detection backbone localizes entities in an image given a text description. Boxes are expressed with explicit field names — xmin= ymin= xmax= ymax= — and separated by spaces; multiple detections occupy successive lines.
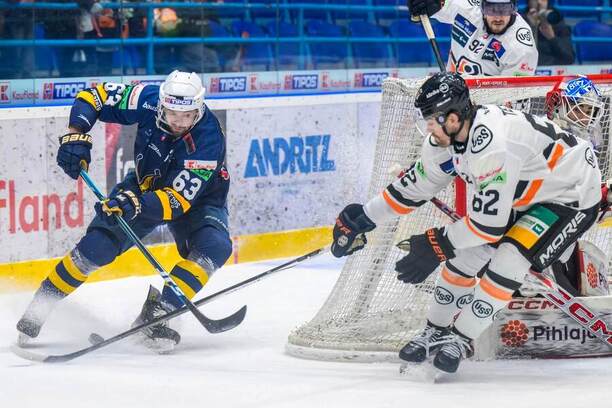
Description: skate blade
xmin=399 ymin=362 xmax=444 ymax=383
xmin=17 ymin=333 xmax=34 ymax=348
xmin=132 ymin=331 xmax=176 ymax=355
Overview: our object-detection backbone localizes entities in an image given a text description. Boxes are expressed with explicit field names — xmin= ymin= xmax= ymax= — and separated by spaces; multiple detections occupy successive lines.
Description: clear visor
xmin=161 ymin=107 xmax=199 ymax=134
xmin=415 ymin=110 xmax=446 ymax=140
xmin=482 ymin=3 xmax=515 ymax=16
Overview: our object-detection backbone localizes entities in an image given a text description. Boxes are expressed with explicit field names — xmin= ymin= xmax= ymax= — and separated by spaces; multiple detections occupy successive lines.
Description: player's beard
xmin=483 ymin=14 xmax=515 ymax=35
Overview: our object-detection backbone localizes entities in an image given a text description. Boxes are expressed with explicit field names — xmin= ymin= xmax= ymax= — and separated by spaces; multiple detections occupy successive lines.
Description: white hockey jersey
xmin=433 ymin=0 xmax=539 ymax=76
xmin=364 ymin=105 xmax=602 ymax=250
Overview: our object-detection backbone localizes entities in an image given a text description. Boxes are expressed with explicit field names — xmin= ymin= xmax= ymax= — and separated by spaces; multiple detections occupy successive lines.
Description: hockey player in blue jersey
xmin=16 ymin=71 xmax=232 ymax=352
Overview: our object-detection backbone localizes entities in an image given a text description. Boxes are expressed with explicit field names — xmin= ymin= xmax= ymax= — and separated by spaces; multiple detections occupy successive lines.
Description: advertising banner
xmin=2 ymin=65 xmax=609 ymax=108
xmin=476 ymin=297 xmax=612 ymax=359
xmin=226 ymin=101 xmax=378 ymax=235
xmin=0 ymin=112 xmax=105 ymax=262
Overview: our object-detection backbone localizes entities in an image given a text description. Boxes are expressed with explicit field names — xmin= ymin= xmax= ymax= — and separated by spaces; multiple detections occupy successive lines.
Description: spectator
xmin=77 ymin=0 xmax=122 ymax=76
xmin=0 ymin=0 xmax=35 ymax=79
xmin=175 ymin=1 xmax=225 ymax=73
xmin=40 ymin=0 xmax=81 ymax=77
xmin=521 ymin=0 xmax=575 ymax=65
xmin=153 ymin=5 xmax=180 ymax=74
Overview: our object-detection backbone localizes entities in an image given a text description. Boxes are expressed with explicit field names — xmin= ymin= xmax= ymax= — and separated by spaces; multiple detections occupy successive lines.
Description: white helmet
xmin=156 ymin=70 xmax=206 ymax=136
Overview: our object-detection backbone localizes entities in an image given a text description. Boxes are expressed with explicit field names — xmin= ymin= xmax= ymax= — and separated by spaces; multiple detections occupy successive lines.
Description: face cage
xmin=155 ymin=105 xmax=203 ymax=137
xmin=559 ymin=93 xmax=605 ymax=133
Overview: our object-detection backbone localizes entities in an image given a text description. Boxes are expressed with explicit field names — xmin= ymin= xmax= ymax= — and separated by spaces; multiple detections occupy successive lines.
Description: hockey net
xmin=287 ymin=74 xmax=612 ymax=362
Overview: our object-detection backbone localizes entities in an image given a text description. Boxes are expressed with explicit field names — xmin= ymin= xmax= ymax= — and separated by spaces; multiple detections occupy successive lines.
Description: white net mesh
xmin=287 ymin=76 xmax=612 ymax=362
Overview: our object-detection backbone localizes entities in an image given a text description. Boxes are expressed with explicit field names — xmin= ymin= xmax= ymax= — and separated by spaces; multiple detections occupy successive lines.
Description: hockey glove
xmin=94 ymin=190 xmax=142 ymax=225
xmin=396 ymin=227 xmax=455 ymax=284
xmin=331 ymin=203 xmax=376 ymax=258
xmin=57 ymin=133 xmax=93 ymax=179
xmin=407 ymin=0 xmax=442 ymax=19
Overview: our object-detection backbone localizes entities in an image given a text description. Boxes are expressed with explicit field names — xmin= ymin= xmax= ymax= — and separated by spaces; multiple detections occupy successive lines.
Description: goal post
xmin=286 ymin=74 xmax=612 ymax=362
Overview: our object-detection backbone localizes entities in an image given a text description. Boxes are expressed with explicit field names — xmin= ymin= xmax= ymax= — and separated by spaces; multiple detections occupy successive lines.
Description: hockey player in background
xmin=407 ymin=0 xmax=539 ymax=76
xmin=16 ymin=70 xmax=232 ymax=352
xmin=330 ymin=72 xmax=605 ymax=373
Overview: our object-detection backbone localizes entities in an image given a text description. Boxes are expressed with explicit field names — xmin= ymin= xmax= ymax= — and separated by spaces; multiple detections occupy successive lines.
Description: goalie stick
xmin=11 ymin=246 xmax=330 ymax=363
xmin=78 ymin=169 xmax=247 ymax=335
xmin=427 ymin=197 xmax=612 ymax=348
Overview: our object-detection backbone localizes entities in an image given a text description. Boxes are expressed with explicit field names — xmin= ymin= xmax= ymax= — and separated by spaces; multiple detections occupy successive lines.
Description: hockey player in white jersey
xmin=408 ymin=0 xmax=539 ymax=76
xmin=330 ymin=72 xmax=603 ymax=373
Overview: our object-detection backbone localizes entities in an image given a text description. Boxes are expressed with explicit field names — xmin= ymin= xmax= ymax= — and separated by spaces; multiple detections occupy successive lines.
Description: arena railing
xmin=0 ymin=1 xmax=610 ymax=75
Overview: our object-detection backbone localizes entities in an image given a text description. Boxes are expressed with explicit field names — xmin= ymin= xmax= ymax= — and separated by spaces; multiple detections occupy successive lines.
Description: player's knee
xmin=189 ymin=226 xmax=232 ymax=273
xmin=75 ymin=228 xmax=121 ymax=267
xmin=488 ymin=243 xmax=531 ymax=284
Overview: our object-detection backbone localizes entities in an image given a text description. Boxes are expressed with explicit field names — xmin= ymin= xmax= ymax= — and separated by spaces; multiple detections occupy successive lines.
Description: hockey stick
xmin=412 ymin=14 xmax=446 ymax=72
xmin=11 ymin=245 xmax=330 ymax=363
xmin=78 ymin=169 xmax=247 ymax=334
xmin=428 ymin=196 xmax=612 ymax=348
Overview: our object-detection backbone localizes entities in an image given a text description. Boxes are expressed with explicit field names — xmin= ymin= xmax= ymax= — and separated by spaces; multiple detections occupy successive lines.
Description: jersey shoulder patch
xmin=513 ymin=20 xmax=535 ymax=48
xmin=470 ymin=123 xmax=494 ymax=154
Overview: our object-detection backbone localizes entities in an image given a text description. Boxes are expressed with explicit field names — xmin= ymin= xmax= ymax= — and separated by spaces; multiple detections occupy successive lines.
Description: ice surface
xmin=1 ymin=254 xmax=610 ymax=407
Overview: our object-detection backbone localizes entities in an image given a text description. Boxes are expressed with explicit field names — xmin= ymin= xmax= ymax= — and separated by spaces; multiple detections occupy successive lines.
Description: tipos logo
xmin=500 ymin=320 xmax=529 ymax=347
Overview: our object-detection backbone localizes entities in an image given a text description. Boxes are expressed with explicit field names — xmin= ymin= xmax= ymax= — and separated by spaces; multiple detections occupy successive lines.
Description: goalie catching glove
xmin=331 ymin=204 xmax=376 ymax=258
xmin=57 ymin=132 xmax=92 ymax=179
xmin=94 ymin=190 xmax=142 ymax=225
xmin=396 ymin=227 xmax=455 ymax=284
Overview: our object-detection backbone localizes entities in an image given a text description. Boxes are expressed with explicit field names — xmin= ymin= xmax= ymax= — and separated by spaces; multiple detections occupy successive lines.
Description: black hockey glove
xmin=396 ymin=227 xmax=455 ymax=284
xmin=331 ymin=203 xmax=376 ymax=258
xmin=57 ymin=133 xmax=92 ymax=179
xmin=94 ymin=190 xmax=142 ymax=226
xmin=407 ymin=0 xmax=442 ymax=19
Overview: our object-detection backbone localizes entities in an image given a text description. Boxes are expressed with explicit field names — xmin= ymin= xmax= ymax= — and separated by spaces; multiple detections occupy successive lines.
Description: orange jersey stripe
xmin=547 ymin=143 xmax=564 ymax=171
xmin=479 ymin=276 xmax=514 ymax=301
xmin=382 ymin=190 xmax=412 ymax=215
xmin=464 ymin=217 xmax=500 ymax=243
xmin=513 ymin=179 xmax=543 ymax=208
xmin=441 ymin=267 xmax=477 ymax=288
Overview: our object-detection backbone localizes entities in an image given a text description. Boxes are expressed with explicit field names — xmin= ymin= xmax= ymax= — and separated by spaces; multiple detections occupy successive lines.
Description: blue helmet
xmin=546 ymin=76 xmax=604 ymax=133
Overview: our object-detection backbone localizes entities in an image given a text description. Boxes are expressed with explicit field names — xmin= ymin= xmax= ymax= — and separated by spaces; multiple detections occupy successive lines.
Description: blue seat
xmin=348 ymin=21 xmax=391 ymax=67
xmin=388 ymin=20 xmax=431 ymax=66
xmin=217 ymin=0 xmax=248 ymax=21
xmin=574 ymin=21 xmax=612 ymax=63
xmin=33 ymin=23 xmax=57 ymax=75
xmin=305 ymin=19 xmax=348 ymax=68
xmin=373 ymin=0 xmax=408 ymax=24
xmin=250 ymin=0 xmax=289 ymax=22
xmin=287 ymin=0 xmax=330 ymax=24
xmin=231 ymin=20 xmax=272 ymax=68
xmin=328 ymin=0 xmax=371 ymax=23
xmin=432 ymin=22 xmax=451 ymax=65
xmin=266 ymin=21 xmax=302 ymax=69
xmin=557 ymin=0 xmax=602 ymax=19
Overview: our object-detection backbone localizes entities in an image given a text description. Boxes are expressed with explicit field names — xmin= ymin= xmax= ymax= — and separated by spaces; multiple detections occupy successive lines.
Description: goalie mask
xmin=546 ymin=76 xmax=604 ymax=137
xmin=414 ymin=72 xmax=474 ymax=151
xmin=156 ymin=70 xmax=206 ymax=138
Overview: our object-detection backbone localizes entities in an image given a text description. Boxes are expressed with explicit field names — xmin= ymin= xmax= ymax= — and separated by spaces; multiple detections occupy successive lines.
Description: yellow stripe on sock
xmin=170 ymin=275 xmax=197 ymax=299
xmin=63 ymin=254 xmax=88 ymax=282
xmin=177 ymin=259 xmax=209 ymax=287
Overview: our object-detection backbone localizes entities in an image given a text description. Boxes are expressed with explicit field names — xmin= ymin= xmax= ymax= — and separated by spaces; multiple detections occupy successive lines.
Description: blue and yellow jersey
xmin=68 ymin=82 xmax=229 ymax=222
